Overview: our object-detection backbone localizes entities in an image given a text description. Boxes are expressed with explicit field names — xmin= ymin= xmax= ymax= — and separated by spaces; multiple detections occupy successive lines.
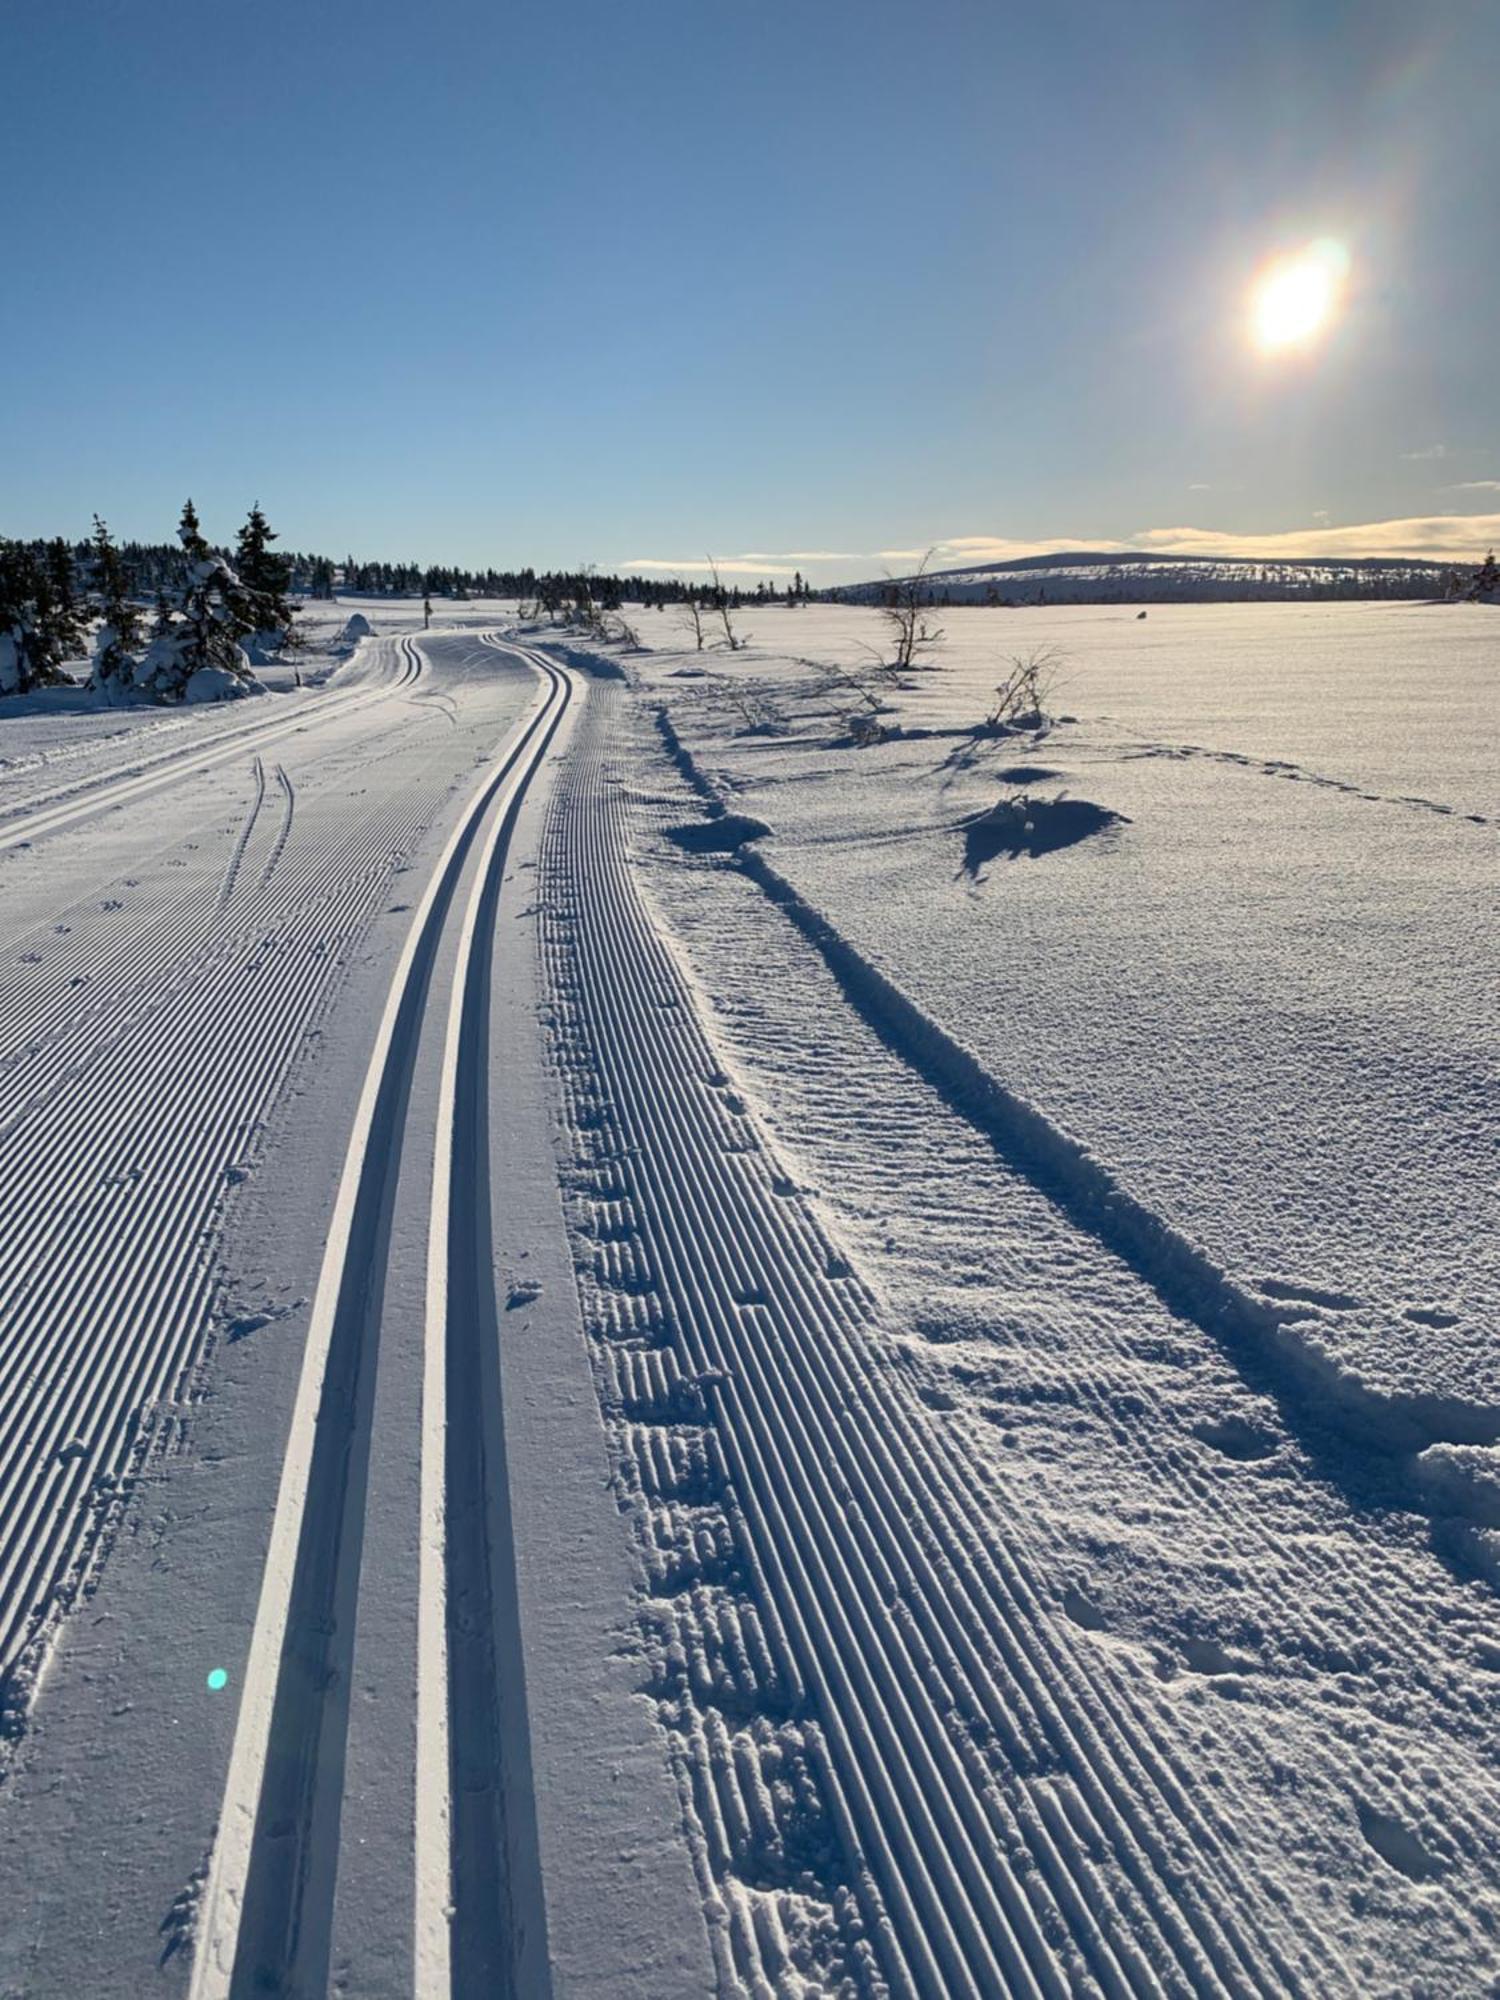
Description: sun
xmin=1251 ymin=239 xmax=1349 ymax=353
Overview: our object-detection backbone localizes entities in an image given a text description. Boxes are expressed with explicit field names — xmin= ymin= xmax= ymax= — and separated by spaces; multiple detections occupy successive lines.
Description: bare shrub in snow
xmin=603 ymin=613 xmax=643 ymax=649
xmin=716 ymin=677 xmax=788 ymax=736
xmin=707 ymin=559 xmax=746 ymax=651
xmin=846 ymin=709 xmax=889 ymax=747
xmin=811 ymin=657 xmax=891 ymax=742
xmin=878 ymin=548 xmax=945 ymax=674
xmin=983 ymin=646 xmax=1063 ymax=733
xmin=679 ymin=597 xmax=707 ymax=651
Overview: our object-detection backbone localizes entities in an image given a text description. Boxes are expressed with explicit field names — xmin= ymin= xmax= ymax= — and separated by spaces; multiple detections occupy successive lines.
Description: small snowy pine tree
xmin=87 ymin=516 xmax=142 ymax=698
xmin=39 ymin=540 xmax=87 ymax=666
xmin=1471 ymin=549 xmax=1499 ymax=602
xmin=0 ymin=539 xmax=73 ymax=695
xmin=131 ymin=500 xmax=264 ymax=702
xmin=234 ymin=504 xmax=295 ymax=656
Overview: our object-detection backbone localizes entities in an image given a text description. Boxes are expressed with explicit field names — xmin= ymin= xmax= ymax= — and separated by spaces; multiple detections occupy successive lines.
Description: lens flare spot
xmin=1251 ymin=239 xmax=1349 ymax=352
xmin=207 ymin=1667 xmax=229 ymax=1691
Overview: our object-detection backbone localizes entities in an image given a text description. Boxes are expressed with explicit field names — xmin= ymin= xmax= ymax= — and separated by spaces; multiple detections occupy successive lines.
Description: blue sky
xmin=2 ymin=0 xmax=1496 ymax=580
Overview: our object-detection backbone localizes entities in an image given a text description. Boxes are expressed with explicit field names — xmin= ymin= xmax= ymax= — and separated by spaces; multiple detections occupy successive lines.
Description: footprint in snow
xmin=1258 ymin=1275 xmax=1362 ymax=1312
xmin=1357 ymin=1802 xmax=1445 ymax=1882
xmin=1194 ymin=1414 xmax=1280 ymax=1462
xmin=1181 ymin=1635 xmax=1258 ymax=1677
xmin=1062 ymin=1587 xmax=1107 ymax=1632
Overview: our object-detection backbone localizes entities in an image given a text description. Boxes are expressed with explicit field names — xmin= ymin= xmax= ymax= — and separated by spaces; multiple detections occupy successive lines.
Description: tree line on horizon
xmin=6 ymin=504 xmax=1493 ymax=705
xmin=0 ymin=508 xmax=826 ymax=702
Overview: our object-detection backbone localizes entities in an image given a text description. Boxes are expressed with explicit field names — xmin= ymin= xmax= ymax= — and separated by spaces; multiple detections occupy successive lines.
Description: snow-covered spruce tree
xmin=0 ymin=539 xmax=73 ymax=695
xmin=1471 ymin=549 xmax=1499 ymax=603
xmin=234 ymin=504 xmax=295 ymax=659
xmin=86 ymin=515 xmax=142 ymax=698
xmin=39 ymin=540 xmax=88 ymax=666
xmin=131 ymin=500 xmax=264 ymax=702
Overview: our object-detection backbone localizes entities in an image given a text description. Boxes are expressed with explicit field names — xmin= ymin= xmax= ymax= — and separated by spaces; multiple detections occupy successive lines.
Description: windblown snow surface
xmin=1 ymin=594 xmax=1495 ymax=1999
xmin=540 ymin=597 xmax=1499 ymax=1996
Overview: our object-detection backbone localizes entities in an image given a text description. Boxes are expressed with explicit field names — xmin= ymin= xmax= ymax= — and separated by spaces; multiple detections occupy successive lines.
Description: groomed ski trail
xmin=189 ymin=646 xmax=575 ymax=2000
xmin=0 ymin=637 xmax=422 ymax=854
xmin=539 ymin=683 xmax=1345 ymax=2000
xmin=0 ymin=637 xmax=530 ymax=1741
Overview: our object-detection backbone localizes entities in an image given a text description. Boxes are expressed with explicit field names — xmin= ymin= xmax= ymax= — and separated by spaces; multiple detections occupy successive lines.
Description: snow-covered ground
xmin=1 ymin=597 xmax=1495 ymax=1998
xmin=621 ymin=602 xmax=1498 ymax=1431
xmin=553 ymin=596 xmax=1500 ymax=1995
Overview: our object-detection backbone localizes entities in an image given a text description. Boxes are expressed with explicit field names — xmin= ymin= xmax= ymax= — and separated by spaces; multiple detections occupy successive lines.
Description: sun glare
xmin=1251 ymin=239 xmax=1349 ymax=353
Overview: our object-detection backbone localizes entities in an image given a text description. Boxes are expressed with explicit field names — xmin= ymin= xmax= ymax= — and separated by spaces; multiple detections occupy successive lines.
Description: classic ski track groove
xmin=541 ymin=687 xmax=1340 ymax=1999
xmin=0 ymin=636 xmax=421 ymax=853
xmin=189 ymin=644 xmax=573 ymax=2000
xmin=0 ymin=636 xmax=525 ymax=1732
xmin=0 ymin=830 xmax=426 ymax=1688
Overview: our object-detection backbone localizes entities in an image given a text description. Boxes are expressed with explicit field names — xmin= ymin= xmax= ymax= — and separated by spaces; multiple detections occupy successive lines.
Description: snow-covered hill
xmin=835 ymin=551 xmax=1461 ymax=603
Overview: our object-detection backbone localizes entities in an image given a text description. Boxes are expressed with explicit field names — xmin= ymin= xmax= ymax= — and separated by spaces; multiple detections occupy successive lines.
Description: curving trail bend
xmin=0 ymin=637 xmax=424 ymax=855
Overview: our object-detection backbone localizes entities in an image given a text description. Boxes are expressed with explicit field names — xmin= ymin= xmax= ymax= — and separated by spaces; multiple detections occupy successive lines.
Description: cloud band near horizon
xmin=620 ymin=513 xmax=1500 ymax=578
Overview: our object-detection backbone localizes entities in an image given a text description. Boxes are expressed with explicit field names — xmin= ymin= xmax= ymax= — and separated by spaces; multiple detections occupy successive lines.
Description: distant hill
xmin=832 ymin=551 xmax=1459 ymax=605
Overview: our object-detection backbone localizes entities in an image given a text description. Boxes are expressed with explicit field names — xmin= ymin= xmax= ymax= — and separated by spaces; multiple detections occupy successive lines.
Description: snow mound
xmin=338 ymin=612 xmax=373 ymax=647
xmin=1415 ymin=1442 xmax=1500 ymax=1527
xmin=183 ymin=664 xmax=264 ymax=704
xmin=666 ymin=812 xmax=772 ymax=853
xmin=963 ymin=793 xmax=1128 ymax=870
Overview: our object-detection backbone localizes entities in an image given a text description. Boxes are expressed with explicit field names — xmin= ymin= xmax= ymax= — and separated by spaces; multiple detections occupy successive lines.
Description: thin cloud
xmin=1126 ymin=515 xmax=1500 ymax=561
xmin=620 ymin=556 xmax=800 ymax=576
xmin=878 ymin=536 xmax=1117 ymax=567
xmin=619 ymin=551 xmax=862 ymax=575
xmin=1401 ymin=444 xmax=1450 ymax=461
xmin=1447 ymin=479 xmax=1500 ymax=493
xmin=737 ymin=550 xmax=862 ymax=563
xmin=623 ymin=514 xmax=1500 ymax=581
xmin=1188 ymin=482 xmax=1212 ymax=492
xmin=887 ymin=516 xmax=1500 ymax=570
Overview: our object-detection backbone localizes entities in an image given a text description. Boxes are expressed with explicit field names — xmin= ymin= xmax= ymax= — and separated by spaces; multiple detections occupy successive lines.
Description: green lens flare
xmin=207 ymin=1667 xmax=229 ymax=1691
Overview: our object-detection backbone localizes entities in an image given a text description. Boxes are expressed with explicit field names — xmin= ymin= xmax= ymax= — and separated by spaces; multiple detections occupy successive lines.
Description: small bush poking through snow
xmin=877 ymin=548 xmax=945 ymax=674
xmin=983 ymin=646 xmax=1063 ymax=734
xmin=716 ymin=677 xmax=789 ymax=736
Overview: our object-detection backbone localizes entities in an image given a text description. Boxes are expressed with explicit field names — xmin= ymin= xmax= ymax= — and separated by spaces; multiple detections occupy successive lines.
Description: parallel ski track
xmin=0 ymin=639 xmax=520 ymax=1720
xmin=0 ymin=637 xmax=422 ymax=853
xmin=541 ymin=692 xmax=1330 ymax=2000
xmin=0 ymin=826 xmax=426 ymax=1693
xmin=189 ymin=645 xmax=573 ymax=2000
